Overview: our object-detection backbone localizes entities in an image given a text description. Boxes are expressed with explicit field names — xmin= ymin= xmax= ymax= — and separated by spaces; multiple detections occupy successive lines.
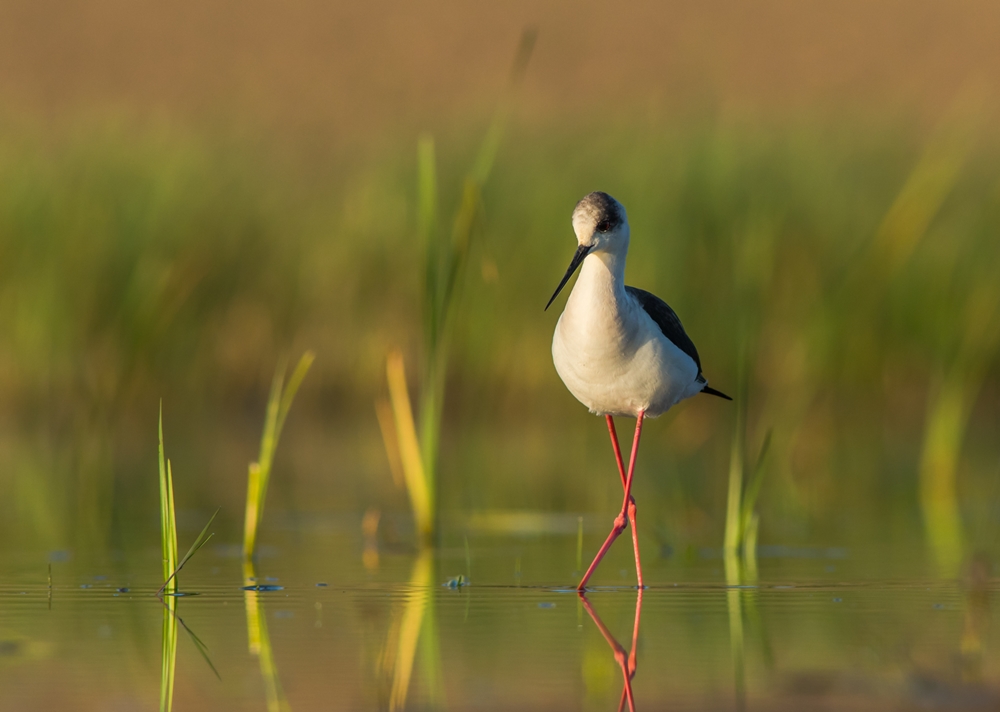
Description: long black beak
xmin=545 ymin=244 xmax=592 ymax=311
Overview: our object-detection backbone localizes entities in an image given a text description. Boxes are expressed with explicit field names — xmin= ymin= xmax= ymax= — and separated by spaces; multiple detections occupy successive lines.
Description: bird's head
xmin=572 ymin=191 xmax=629 ymax=253
xmin=545 ymin=192 xmax=629 ymax=311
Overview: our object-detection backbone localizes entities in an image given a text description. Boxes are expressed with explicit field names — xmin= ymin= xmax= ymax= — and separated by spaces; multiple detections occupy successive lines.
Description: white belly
xmin=552 ymin=304 xmax=701 ymax=418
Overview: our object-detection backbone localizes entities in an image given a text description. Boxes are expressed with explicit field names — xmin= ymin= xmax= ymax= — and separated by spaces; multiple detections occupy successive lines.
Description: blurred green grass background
xmin=0 ymin=1 xmax=999 ymax=574
xmin=3 ymin=111 xmax=999 ymax=562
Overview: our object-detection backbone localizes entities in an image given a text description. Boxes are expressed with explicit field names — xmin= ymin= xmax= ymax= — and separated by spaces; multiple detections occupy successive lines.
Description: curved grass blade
xmin=244 ymin=351 xmax=315 ymax=559
xmin=739 ymin=430 xmax=772 ymax=541
xmin=158 ymin=508 xmax=220 ymax=596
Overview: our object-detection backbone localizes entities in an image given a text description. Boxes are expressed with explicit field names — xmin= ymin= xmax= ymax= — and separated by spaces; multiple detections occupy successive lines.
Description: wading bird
xmin=546 ymin=192 xmax=731 ymax=590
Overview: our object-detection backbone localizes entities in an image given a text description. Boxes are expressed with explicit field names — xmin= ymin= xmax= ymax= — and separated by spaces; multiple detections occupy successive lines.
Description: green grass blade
xmin=159 ymin=508 xmax=219 ymax=595
xmin=739 ymin=430 xmax=772 ymax=539
xmin=243 ymin=463 xmax=263 ymax=559
xmin=258 ymin=351 xmax=315 ymax=526
xmin=158 ymin=402 xmax=170 ymax=582
xmin=165 ymin=460 xmax=179 ymax=591
xmin=176 ymin=507 xmax=219 ymax=572
xmin=158 ymin=403 xmax=178 ymax=589
xmin=410 ymin=32 xmax=536 ymax=541
xmin=256 ymin=358 xmax=287 ymax=488
xmin=418 ymin=134 xmax=440 ymax=348
xmin=166 ymin=460 xmax=177 ymax=571
xmin=723 ymin=397 xmax=746 ymax=552
xmin=274 ymin=351 xmax=316 ymax=452
xmin=243 ymin=352 xmax=314 ymax=559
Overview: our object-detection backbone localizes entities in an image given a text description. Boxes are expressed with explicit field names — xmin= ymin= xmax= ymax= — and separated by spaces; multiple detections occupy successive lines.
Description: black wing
xmin=625 ymin=286 xmax=702 ymax=373
xmin=627 ymin=286 xmax=732 ymax=399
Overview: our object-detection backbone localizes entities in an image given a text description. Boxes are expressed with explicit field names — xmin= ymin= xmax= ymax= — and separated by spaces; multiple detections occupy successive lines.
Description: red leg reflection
xmin=580 ymin=588 xmax=644 ymax=712
xmin=579 ymin=412 xmax=645 ymax=590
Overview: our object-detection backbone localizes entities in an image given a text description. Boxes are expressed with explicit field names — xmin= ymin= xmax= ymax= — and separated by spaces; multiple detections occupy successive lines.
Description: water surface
xmin=1 ymin=518 xmax=997 ymax=711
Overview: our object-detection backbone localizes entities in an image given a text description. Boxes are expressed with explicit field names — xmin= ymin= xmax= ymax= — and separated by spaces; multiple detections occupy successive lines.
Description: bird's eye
xmin=597 ymin=220 xmax=612 ymax=233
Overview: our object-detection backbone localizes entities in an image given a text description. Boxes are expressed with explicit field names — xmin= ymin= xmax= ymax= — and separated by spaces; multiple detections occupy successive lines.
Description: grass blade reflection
xmin=386 ymin=549 xmax=444 ymax=711
xmin=244 ymin=559 xmax=291 ymax=712
xmin=159 ymin=594 xmax=178 ymax=712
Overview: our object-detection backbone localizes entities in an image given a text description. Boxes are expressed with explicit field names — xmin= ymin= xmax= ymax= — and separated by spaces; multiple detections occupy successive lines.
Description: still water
xmin=1 ymin=515 xmax=997 ymax=711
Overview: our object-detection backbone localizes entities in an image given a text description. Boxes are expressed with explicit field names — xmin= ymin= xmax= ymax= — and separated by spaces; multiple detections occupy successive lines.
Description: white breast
xmin=551 ymin=254 xmax=701 ymax=418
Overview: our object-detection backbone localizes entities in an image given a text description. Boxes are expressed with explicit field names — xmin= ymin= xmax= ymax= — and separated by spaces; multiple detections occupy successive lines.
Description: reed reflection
xmin=243 ymin=560 xmax=291 ymax=712
xmin=159 ymin=594 xmax=177 ymax=712
xmin=158 ymin=593 xmax=219 ymax=712
xmin=379 ymin=549 xmax=445 ymax=711
xmin=579 ymin=589 xmax=643 ymax=712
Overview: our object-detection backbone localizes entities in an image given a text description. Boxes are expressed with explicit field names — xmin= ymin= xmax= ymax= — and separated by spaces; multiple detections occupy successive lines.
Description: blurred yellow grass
xmin=243 ymin=351 xmax=315 ymax=560
xmin=385 ymin=351 xmax=434 ymax=543
xmin=378 ymin=31 xmax=535 ymax=544
xmin=382 ymin=549 xmax=444 ymax=711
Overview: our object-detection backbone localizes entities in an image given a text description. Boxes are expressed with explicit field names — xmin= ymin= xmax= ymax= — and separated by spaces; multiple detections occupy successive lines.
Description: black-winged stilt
xmin=546 ymin=191 xmax=731 ymax=590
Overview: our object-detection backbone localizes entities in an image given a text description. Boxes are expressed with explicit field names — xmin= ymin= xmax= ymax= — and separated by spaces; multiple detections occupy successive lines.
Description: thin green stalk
xmin=243 ymin=351 xmax=315 ymax=559
xmin=723 ymin=357 xmax=748 ymax=554
xmin=417 ymin=347 xmax=445 ymax=504
xmin=158 ymin=508 xmax=220 ymax=596
xmin=155 ymin=402 xmax=220 ymax=711
xmin=919 ymin=369 xmax=974 ymax=576
xmin=158 ymin=403 xmax=178 ymax=590
xmin=723 ymin=412 xmax=745 ymax=555
xmin=406 ymin=29 xmax=536 ymax=540
xmin=418 ymin=134 xmax=440 ymax=351
xmin=158 ymin=404 xmax=219 ymax=594
xmin=723 ymin=340 xmax=771 ymax=588
xmin=739 ymin=432 xmax=772 ymax=539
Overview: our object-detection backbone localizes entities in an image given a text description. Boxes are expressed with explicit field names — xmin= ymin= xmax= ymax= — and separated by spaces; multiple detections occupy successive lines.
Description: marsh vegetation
xmin=2 ymin=2 xmax=1000 ymax=709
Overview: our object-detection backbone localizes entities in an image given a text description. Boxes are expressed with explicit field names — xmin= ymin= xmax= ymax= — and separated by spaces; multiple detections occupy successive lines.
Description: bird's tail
xmin=701 ymin=385 xmax=733 ymax=401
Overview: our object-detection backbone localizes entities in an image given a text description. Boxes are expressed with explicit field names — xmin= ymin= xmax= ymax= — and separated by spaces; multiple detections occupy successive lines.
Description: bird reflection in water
xmin=579 ymin=588 xmax=643 ymax=712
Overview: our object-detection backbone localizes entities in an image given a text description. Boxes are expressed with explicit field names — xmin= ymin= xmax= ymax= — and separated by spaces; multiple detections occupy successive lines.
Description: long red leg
xmin=578 ymin=411 xmax=645 ymax=591
xmin=606 ymin=415 xmax=627 ymax=488
xmin=617 ymin=688 xmax=628 ymax=712
xmin=606 ymin=416 xmax=644 ymax=588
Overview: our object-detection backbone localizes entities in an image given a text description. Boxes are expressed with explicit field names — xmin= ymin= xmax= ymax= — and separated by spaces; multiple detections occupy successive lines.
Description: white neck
xmin=563 ymin=246 xmax=630 ymax=327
